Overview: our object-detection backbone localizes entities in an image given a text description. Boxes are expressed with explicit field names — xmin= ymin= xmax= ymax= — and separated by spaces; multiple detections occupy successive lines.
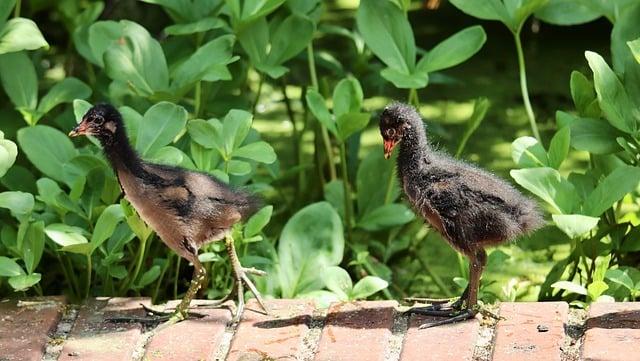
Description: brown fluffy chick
xmin=69 ymin=103 xmax=267 ymax=325
xmin=380 ymin=102 xmax=543 ymax=328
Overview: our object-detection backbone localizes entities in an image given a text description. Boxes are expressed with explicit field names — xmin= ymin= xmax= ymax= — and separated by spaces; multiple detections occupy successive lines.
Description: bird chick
xmin=380 ymin=102 xmax=543 ymax=328
xmin=69 ymin=103 xmax=267 ymax=325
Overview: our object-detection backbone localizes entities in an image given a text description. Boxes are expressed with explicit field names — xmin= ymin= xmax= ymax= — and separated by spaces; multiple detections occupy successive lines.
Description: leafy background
xmin=0 ymin=0 xmax=639 ymax=308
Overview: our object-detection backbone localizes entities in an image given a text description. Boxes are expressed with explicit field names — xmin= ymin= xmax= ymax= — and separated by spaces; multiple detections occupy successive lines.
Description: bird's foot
xmin=106 ymin=303 xmax=205 ymax=325
xmin=404 ymin=297 xmax=464 ymax=313
xmin=415 ymin=308 xmax=477 ymax=329
xmin=230 ymin=266 xmax=269 ymax=323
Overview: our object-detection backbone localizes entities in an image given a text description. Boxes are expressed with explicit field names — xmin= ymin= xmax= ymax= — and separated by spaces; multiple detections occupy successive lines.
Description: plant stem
xmin=514 ymin=31 xmax=541 ymax=142
xmin=120 ymin=235 xmax=148 ymax=294
xmin=152 ymin=253 xmax=173 ymax=303
xmin=417 ymin=254 xmax=453 ymax=297
xmin=307 ymin=44 xmax=319 ymax=90
xmin=339 ymin=143 xmax=354 ymax=240
xmin=194 ymin=81 xmax=202 ymax=118
xmin=13 ymin=0 xmax=21 ymax=17
xmin=85 ymin=254 xmax=92 ymax=299
xmin=281 ymin=78 xmax=304 ymax=198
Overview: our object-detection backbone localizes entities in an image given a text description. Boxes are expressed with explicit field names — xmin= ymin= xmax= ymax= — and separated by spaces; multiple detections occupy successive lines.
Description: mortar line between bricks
xmin=384 ymin=306 xmax=408 ymax=361
xmin=132 ymin=301 xmax=170 ymax=361
xmin=41 ymin=303 xmax=79 ymax=361
xmin=472 ymin=306 xmax=500 ymax=361
xmin=210 ymin=317 xmax=240 ymax=361
xmin=298 ymin=306 xmax=328 ymax=361
xmin=561 ymin=308 xmax=587 ymax=361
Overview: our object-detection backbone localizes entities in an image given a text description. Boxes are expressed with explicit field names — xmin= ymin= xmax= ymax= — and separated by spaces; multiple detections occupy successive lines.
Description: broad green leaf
xmin=45 ymin=224 xmax=89 ymax=247
xmin=188 ymin=119 xmax=222 ymax=149
xmin=511 ymin=136 xmax=548 ymax=168
xmin=0 ymin=51 xmax=37 ymax=112
xmin=0 ymin=191 xmax=34 ymax=217
xmin=244 ymin=205 xmax=273 ymax=238
xmin=611 ymin=4 xmax=640 ymax=73
xmin=141 ymin=0 xmax=223 ymax=22
xmin=91 ymin=204 xmax=125 ymax=250
xmin=0 ymin=0 xmax=15 ymax=26
xmin=232 ymin=141 xmax=276 ymax=164
xmin=17 ymin=125 xmax=78 ymax=183
xmin=165 ymin=17 xmax=224 ymax=35
xmin=333 ymin=78 xmax=363 ymax=118
xmin=570 ymin=71 xmax=596 ymax=115
xmin=0 ymin=18 xmax=48 ymax=54
xmin=135 ymin=265 xmax=161 ymax=289
xmin=356 ymin=0 xmax=415 ymax=73
xmin=222 ymin=109 xmax=253 ymax=155
xmin=227 ymin=159 xmax=251 ymax=175
xmin=535 ymin=0 xmax=601 ymax=25
xmin=551 ymin=280 xmax=587 ymax=295
xmin=605 ymin=268 xmax=635 ymax=291
xmin=357 ymin=149 xmax=399 ymax=215
xmin=171 ymin=35 xmax=236 ymax=90
xmin=629 ymin=39 xmax=640 ymax=64
xmin=8 ymin=273 xmax=40 ymax=291
xmin=136 ymin=102 xmax=188 ymax=156
xmin=510 ymin=167 xmax=579 ymax=214
xmin=73 ymin=99 xmax=93 ymax=123
xmin=585 ymin=51 xmax=636 ymax=134
xmin=507 ymin=0 xmax=550 ymax=32
xmin=336 ymin=112 xmax=370 ymax=142
xmin=417 ymin=26 xmax=486 ymax=73
xmin=380 ymin=67 xmax=428 ymax=89
xmin=237 ymin=17 xmax=268 ymax=66
xmin=0 ymin=131 xmax=17 ymax=177
xmin=569 ymin=116 xmax=623 ymax=154
xmin=449 ymin=0 xmax=510 ymax=24
xmin=322 ymin=266 xmax=352 ymax=300
xmin=323 ymin=180 xmax=345 ymax=219
xmin=37 ymin=78 xmax=91 ymax=116
xmin=455 ymin=97 xmax=490 ymax=157
xmin=351 ymin=276 xmax=389 ymax=299
xmin=265 ymin=14 xmax=314 ymax=69
xmin=306 ymin=89 xmax=336 ymax=134
xmin=358 ymin=203 xmax=415 ymax=231
xmin=587 ymin=280 xmax=609 ymax=301
xmin=22 ymin=221 xmax=44 ymax=274
xmin=0 ymin=256 xmax=24 ymax=276
xmin=87 ymin=21 xmax=123 ymax=66
xmin=582 ymin=165 xmax=640 ymax=217
xmin=548 ymin=126 xmax=570 ymax=169
xmin=278 ymin=202 xmax=344 ymax=298
xmin=227 ymin=0 xmax=285 ymax=25
xmin=551 ymin=214 xmax=599 ymax=239
xmin=60 ymin=243 xmax=93 ymax=255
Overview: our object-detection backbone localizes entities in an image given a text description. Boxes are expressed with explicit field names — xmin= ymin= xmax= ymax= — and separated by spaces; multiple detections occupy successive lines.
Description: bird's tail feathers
xmin=519 ymin=202 xmax=544 ymax=234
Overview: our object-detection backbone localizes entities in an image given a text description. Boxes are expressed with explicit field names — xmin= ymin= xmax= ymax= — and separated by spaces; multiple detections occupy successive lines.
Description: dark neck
xmin=398 ymin=118 xmax=431 ymax=176
xmin=100 ymin=129 xmax=143 ymax=175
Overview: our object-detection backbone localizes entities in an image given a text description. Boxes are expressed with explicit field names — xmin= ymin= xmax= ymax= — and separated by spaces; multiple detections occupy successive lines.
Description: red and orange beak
xmin=383 ymin=139 xmax=398 ymax=159
xmin=68 ymin=118 xmax=91 ymax=137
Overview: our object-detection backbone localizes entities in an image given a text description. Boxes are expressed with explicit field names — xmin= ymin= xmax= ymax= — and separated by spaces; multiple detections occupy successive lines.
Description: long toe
xmin=417 ymin=308 xmax=476 ymax=329
xmin=405 ymin=304 xmax=453 ymax=315
xmin=106 ymin=314 xmax=173 ymax=325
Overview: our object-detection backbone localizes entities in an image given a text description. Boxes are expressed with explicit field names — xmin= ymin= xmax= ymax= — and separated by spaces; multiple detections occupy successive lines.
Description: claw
xmin=417 ymin=308 xmax=477 ymax=329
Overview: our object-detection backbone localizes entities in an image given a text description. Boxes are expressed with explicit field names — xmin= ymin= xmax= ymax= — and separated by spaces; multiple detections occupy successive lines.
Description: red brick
xmin=59 ymin=297 xmax=150 ymax=361
xmin=227 ymin=299 xmax=314 ymax=361
xmin=492 ymin=302 xmax=568 ymax=361
xmin=583 ymin=302 xmax=640 ymax=361
xmin=0 ymin=296 xmax=66 ymax=361
xmin=400 ymin=313 xmax=478 ymax=361
xmin=314 ymin=301 xmax=397 ymax=361
xmin=144 ymin=299 xmax=232 ymax=360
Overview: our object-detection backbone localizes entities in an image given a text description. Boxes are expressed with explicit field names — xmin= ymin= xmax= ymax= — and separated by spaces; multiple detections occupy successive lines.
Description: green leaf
xmin=585 ymin=51 xmax=636 ymax=134
xmin=37 ymin=78 xmax=92 ymax=116
xmin=0 ymin=191 xmax=34 ymax=218
xmin=232 ymin=141 xmax=276 ymax=164
xmin=551 ymin=214 xmax=599 ymax=239
xmin=511 ymin=136 xmax=548 ymax=168
xmin=510 ymin=167 xmax=579 ymax=214
xmin=582 ymin=165 xmax=640 ymax=217
xmin=380 ymin=67 xmax=428 ymax=89
xmin=449 ymin=0 xmax=510 ymax=23
xmin=264 ymin=14 xmax=315 ymax=70
xmin=8 ymin=273 xmax=40 ymax=291
xmin=227 ymin=159 xmax=251 ymax=175
xmin=0 ymin=0 xmax=15 ymax=26
xmin=227 ymin=0 xmax=286 ymax=25
xmin=568 ymin=116 xmax=623 ymax=154
xmin=0 ymin=51 xmax=37 ymax=112
xmin=587 ymin=280 xmax=609 ymax=301
xmin=629 ymin=39 xmax=640 ymax=64
xmin=455 ymin=97 xmax=490 ymax=157
xmin=171 ymin=35 xmax=236 ymax=90
xmin=135 ymin=265 xmax=161 ymax=289
xmin=570 ymin=71 xmax=596 ymax=115
xmin=0 ymin=18 xmax=48 ymax=54
xmin=548 ymin=126 xmax=570 ymax=169
xmin=535 ymin=0 xmax=601 ymax=25
xmin=136 ymin=102 xmax=188 ymax=156
xmin=605 ymin=269 xmax=635 ymax=291
xmin=237 ymin=17 xmax=268 ymax=67
xmin=356 ymin=0 xmax=415 ymax=73
xmin=507 ymin=0 xmax=549 ymax=32
xmin=336 ymin=112 xmax=370 ymax=142
xmin=45 ymin=224 xmax=89 ymax=247
xmin=17 ymin=125 xmax=78 ymax=183
xmin=187 ymin=119 xmax=222 ymax=149
xmin=22 ymin=221 xmax=44 ymax=274
xmin=351 ymin=276 xmax=389 ymax=299
xmin=0 ymin=256 xmax=24 ymax=277
xmin=417 ymin=25 xmax=486 ymax=73
xmin=322 ymin=266 xmax=352 ymax=300
xmin=86 ymin=21 xmax=123 ymax=66
xmin=165 ymin=17 xmax=224 ymax=35
xmin=244 ymin=205 xmax=273 ymax=238
xmin=278 ymin=202 xmax=344 ymax=298
xmin=306 ymin=89 xmax=336 ymax=134
xmin=551 ymin=280 xmax=587 ymax=295
xmin=91 ymin=204 xmax=125 ymax=250
xmin=222 ymin=109 xmax=252 ymax=155
xmin=357 ymin=150 xmax=399 ymax=215
xmin=0 ymin=131 xmax=17 ymax=177
xmin=333 ymin=78 xmax=363 ymax=118
xmin=358 ymin=204 xmax=415 ymax=231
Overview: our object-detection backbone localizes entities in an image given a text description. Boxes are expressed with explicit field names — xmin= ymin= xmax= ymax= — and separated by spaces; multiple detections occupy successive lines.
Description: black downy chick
xmin=380 ymin=102 xmax=543 ymax=328
xmin=69 ymin=103 xmax=268 ymax=325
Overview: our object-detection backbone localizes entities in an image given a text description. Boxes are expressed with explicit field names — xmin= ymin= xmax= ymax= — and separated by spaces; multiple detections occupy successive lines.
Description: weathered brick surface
xmin=227 ymin=299 xmax=314 ymax=361
xmin=400 ymin=313 xmax=478 ymax=361
xmin=0 ymin=296 xmax=66 ymax=361
xmin=492 ymin=302 xmax=568 ymax=361
xmin=144 ymin=299 xmax=232 ymax=360
xmin=59 ymin=297 xmax=150 ymax=361
xmin=582 ymin=302 xmax=640 ymax=361
xmin=314 ymin=301 xmax=397 ymax=361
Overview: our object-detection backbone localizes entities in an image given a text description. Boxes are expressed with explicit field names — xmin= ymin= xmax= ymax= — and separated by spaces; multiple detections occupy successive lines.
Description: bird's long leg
xmin=225 ymin=233 xmax=269 ymax=322
xmin=413 ymin=249 xmax=487 ymax=329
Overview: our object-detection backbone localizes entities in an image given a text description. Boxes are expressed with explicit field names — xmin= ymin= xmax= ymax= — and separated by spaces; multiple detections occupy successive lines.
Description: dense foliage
xmin=0 ymin=0 xmax=639 ymax=308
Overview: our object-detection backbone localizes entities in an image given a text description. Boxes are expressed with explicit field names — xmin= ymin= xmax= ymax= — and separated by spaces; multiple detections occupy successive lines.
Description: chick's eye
xmin=386 ymin=128 xmax=396 ymax=137
xmin=92 ymin=116 xmax=105 ymax=125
